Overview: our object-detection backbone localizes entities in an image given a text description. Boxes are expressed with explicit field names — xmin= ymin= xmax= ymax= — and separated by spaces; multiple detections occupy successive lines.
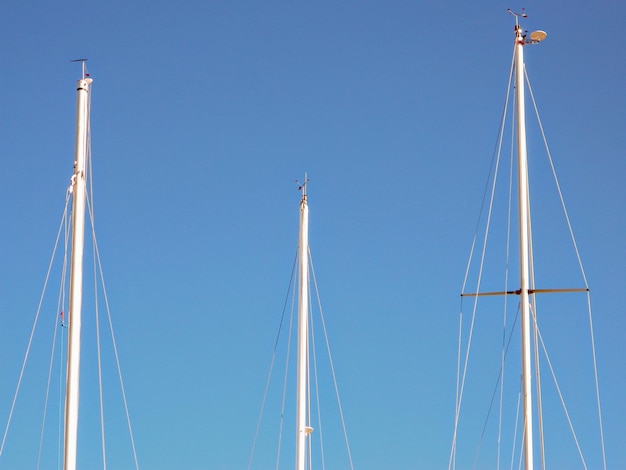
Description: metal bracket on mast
xmin=70 ymin=58 xmax=90 ymax=79
xmin=296 ymin=175 xmax=309 ymax=191
xmin=507 ymin=8 xmax=528 ymax=20
xmin=296 ymin=174 xmax=310 ymax=200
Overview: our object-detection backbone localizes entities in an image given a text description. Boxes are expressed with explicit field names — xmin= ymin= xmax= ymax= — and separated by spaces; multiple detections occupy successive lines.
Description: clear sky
xmin=0 ymin=0 xmax=624 ymax=468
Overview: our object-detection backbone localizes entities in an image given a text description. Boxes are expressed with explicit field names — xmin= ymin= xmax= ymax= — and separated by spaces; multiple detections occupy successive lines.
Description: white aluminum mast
xmin=296 ymin=175 xmax=311 ymax=470
xmin=64 ymin=64 xmax=93 ymax=470
xmin=510 ymin=11 xmax=547 ymax=470
xmin=514 ymin=19 xmax=534 ymax=470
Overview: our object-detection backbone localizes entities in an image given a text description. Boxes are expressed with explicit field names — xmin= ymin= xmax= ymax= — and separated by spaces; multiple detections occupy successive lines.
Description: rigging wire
xmin=85 ymin=91 xmax=104 ymax=470
xmin=249 ymin=238 xmax=354 ymax=469
xmin=510 ymin=390 xmax=521 ymax=470
xmin=246 ymin=251 xmax=297 ymax=470
xmin=471 ymin=306 xmax=520 ymax=469
xmin=0 ymin=202 xmax=70 ymax=458
xmin=449 ymin=45 xmax=516 ymax=470
xmin=527 ymin=198 xmax=546 ymax=470
xmin=57 ymin=201 xmax=70 ymax=470
xmin=534 ymin=316 xmax=588 ymax=469
xmin=309 ymin=297 xmax=326 ymax=470
xmin=516 ymin=65 xmax=548 ymax=468
xmin=276 ymin=262 xmax=298 ymax=470
xmin=85 ymin=193 xmax=140 ymax=470
xmin=37 ymin=194 xmax=72 ymax=470
xmin=309 ymin=249 xmax=354 ymax=470
xmin=57 ymin=315 xmax=66 ymax=470
xmin=86 ymin=160 xmax=108 ymax=470
xmin=525 ymin=71 xmax=606 ymax=470
xmin=307 ymin=291 xmax=317 ymax=470
xmin=81 ymin=90 xmax=108 ymax=470
xmin=497 ymin=77 xmax=518 ymax=470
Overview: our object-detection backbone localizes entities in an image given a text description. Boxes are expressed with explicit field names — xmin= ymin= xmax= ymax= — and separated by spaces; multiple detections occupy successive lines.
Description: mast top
xmin=507 ymin=10 xmax=547 ymax=45
xmin=297 ymin=174 xmax=310 ymax=199
xmin=507 ymin=8 xmax=527 ymax=24
xmin=70 ymin=58 xmax=91 ymax=80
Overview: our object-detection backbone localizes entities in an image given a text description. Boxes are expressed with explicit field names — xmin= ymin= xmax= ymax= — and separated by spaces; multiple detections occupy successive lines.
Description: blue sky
xmin=0 ymin=0 xmax=624 ymax=468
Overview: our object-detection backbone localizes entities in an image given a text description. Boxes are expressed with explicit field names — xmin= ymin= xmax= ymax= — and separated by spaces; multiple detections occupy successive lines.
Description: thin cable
xmin=57 ymin=197 xmax=71 ymax=470
xmin=498 ymin=83 xmax=517 ymax=470
xmin=526 ymin=73 xmax=606 ymax=469
xmin=509 ymin=390 xmax=521 ymax=470
xmin=83 ymin=105 xmax=108 ymax=470
xmin=37 ymin=205 xmax=72 ymax=470
xmin=452 ymin=310 xmax=462 ymax=469
xmin=583 ymin=291 xmax=606 ymax=469
xmin=276 ymin=269 xmax=297 ymax=470
xmin=309 ymin=296 xmax=326 ymax=470
xmin=87 ymin=209 xmax=108 ymax=469
xmin=535 ymin=324 xmax=587 ymax=469
xmin=450 ymin=48 xmax=516 ymax=470
xmin=37 ymin=301 xmax=61 ymax=470
xmin=0 ymin=201 xmax=70 ymax=457
xmin=517 ymin=420 xmax=526 ymax=470
xmin=86 ymin=197 xmax=140 ymax=469
xmin=309 ymin=249 xmax=354 ymax=469
xmin=57 ymin=320 xmax=66 ymax=470
xmin=525 ymin=73 xmax=589 ymax=288
xmin=527 ymin=217 xmax=546 ymax=470
xmin=247 ymin=253 xmax=298 ymax=470
xmin=471 ymin=306 xmax=519 ymax=470
xmin=519 ymin=78 xmax=548 ymax=467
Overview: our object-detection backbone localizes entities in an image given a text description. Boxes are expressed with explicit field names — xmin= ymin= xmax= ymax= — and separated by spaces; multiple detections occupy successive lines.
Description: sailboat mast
xmin=64 ymin=70 xmax=93 ymax=470
xmin=514 ymin=21 xmax=534 ymax=470
xmin=296 ymin=177 xmax=310 ymax=470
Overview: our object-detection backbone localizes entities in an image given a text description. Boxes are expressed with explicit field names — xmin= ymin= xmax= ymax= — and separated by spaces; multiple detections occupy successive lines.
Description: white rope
xmin=0 ymin=201 xmax=70 ymax=458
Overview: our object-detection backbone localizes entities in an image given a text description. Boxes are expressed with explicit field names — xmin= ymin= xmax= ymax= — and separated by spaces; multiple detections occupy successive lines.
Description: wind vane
xmin=296 ymin=174 xmax=310 ymax=194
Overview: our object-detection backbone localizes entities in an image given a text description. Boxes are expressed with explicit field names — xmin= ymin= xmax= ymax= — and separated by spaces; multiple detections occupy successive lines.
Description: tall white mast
xmin=514 ymin=19 xmax=534 ymax=469
xmin=64 ymin=63 xmax=93 ymax=470
xmin=296 ymin=175 xmax=311 ymax=470
xmin=510 ymin=12 xmax=547 ymax=470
